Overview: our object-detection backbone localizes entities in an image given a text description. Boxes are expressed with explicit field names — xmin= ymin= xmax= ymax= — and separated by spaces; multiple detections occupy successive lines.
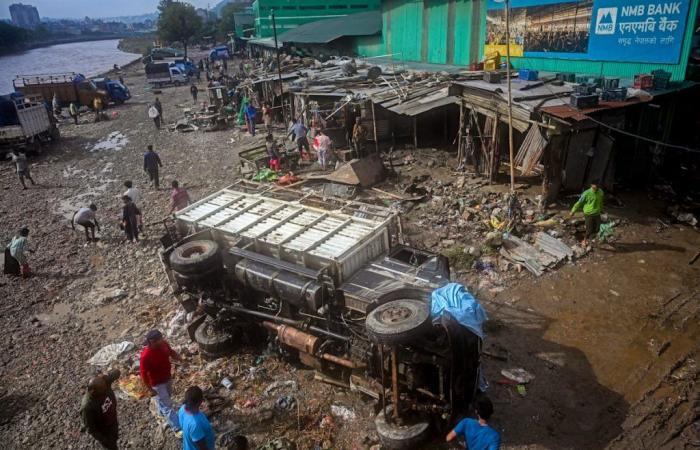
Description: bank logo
xmin=595 ymin=7 xmax=617 ymax=35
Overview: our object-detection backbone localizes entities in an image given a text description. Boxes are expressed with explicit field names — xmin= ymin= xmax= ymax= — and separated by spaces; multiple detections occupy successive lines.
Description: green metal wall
xmin=358 ymin=0 xmax=697 ymax=81
xmin=254 ymin=0 xmax=381 ymax=38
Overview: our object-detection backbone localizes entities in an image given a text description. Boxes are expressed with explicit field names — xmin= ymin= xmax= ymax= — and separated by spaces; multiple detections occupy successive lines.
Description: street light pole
xmin=270 ymin=9 xmax=288 ymax=126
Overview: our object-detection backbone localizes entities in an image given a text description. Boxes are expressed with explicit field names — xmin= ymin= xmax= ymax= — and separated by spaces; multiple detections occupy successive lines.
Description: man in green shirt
xmin=569 ymin=181 xmax=604 ymax=246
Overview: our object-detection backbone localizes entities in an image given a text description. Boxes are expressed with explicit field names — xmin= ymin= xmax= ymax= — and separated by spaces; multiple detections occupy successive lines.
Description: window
xmin=299 ymin=5 xmax=325 ymax=10
xmin=350 ymin=4 xmax=368 ymax=8
xmin=329 ymin=4 xmax=347 ymax=9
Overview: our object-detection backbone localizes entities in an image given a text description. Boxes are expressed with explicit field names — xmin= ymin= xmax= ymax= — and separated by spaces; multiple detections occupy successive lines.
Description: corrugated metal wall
xmin=356 ymin=0 xmax=697 ymax=81
xmin=427 ymin=0 xmax=449 ymax=63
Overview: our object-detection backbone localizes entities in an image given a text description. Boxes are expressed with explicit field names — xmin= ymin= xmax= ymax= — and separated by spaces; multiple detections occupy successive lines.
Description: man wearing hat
xmin=139 ymin=329 xmax=182 ymax=434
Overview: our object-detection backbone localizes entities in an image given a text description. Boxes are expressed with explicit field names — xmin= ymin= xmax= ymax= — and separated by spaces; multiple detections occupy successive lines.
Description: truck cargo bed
xmin=175 ymin=182 xmax=396 ymax=283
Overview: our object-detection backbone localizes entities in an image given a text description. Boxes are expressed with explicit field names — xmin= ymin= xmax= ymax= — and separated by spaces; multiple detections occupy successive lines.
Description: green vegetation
xmin=219 ymin=3 xmax=245 ymax=37
xmin=0 ymin=22 xmax=30 ymax=52
xmin=157 ymin=1 xmax=203 ymax=58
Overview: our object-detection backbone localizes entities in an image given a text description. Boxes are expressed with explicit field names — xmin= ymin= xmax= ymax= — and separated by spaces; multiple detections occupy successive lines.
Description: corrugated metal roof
xmin=279 ymin=11 xmax=381 ymax=45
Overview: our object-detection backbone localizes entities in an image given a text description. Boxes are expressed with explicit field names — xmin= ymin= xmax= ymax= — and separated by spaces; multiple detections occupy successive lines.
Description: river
xmin=0 ymin=39 xmax=141 ymax=95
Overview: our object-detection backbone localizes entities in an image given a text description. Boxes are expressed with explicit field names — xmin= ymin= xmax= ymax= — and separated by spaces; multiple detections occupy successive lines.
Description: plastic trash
xmin=87 ymin=341 xmax=134 ymax=366
xmin=264 ymin=380 xmax=297 ymax=397
xmin=430 ymin=283 xmax=488 ymax=338
xmin=330 ymin=404 xmax=356 ymax=422
xmin=501 ymin=368 xmax=535 ymax=384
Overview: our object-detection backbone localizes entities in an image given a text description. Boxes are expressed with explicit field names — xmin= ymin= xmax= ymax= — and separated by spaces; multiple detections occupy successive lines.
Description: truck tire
xmin=169 ymin=240 xmax=220 ymax=275
xmin=365 ymin=299 xmax=431 ymax=345
xmin=375 ymin=406 xmax=430 ymax=450
xmin=49 ymin=126 xmax=60 ymax=141
xmin=194 ymin=319 xmax=237 ymax=359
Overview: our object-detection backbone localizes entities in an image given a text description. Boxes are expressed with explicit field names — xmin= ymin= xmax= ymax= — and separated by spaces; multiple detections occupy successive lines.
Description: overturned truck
xmin=161 ymin=181 xmax=482 ymax=448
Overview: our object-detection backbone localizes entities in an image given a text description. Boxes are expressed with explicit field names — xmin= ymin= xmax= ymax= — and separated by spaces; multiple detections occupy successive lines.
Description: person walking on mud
xmin=190 ymin=84 xmax=199 ymax=104
xmin=5 ymin=227 xmax=33 ymax=278
xmin=143 ymin=145 xmax=163 ymax=190
xmin=155 ymin=97 xmax=163 ymax=121
xmin=93 ymin=96 xmax=105 ymax=123
xmin=72 ymin=204 xmax=100 ymax=242
xmin=140 ymin=329 xmax=182 ymax=436
xmin=121 ymin=195 xmax=142 ymax=243
xmin=8 ymin=150 xmax=36 ymax=189
xmin=569 ymin=180 xmax=604 ymax=247
xmin=149 ymin=102 xmax=161 ymax=129
xmin=123 ymin=180 xmax=141 ymax=207
xmin=69 ymin=101 xmax=79 ymax=125
xmin=244 ymin=102 xmax=257 ymax=136
xmin=80 ymin=369 xmax=121 ymax=450
xmin=169 ymin=180 xmax=191 ymax=214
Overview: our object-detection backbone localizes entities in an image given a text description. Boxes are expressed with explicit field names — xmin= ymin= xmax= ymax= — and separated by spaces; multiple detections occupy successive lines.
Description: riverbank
xmin=118 ymin=34 xmax=156 ymax=57
xmin=0 ymin=33 xmax=148 ymax=57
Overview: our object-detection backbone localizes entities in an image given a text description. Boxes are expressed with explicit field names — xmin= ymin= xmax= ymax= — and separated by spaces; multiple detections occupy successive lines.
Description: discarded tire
xmin=194 ymin=319 xmax=237 ymax=359
xmin=374 ymin=406 xmax=430 ymax=450
xmin=169 ymin=240 xmax=220 ymax=275
xmin=365 ymin=299 xmax=431 ymax=345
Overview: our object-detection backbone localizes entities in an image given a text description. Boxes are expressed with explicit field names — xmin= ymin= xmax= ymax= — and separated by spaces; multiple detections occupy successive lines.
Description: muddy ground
xmin=0 ymin=59 xmax=697 ymax=450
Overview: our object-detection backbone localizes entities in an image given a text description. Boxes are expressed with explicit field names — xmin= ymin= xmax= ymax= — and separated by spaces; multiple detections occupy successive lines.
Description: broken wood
xmin=689 ymin=250 xmax=700 ymax=265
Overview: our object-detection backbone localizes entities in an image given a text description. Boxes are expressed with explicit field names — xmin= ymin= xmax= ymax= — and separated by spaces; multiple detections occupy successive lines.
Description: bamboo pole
xmin=505 ymin=0 xmax=515 ymax=191
xmin=371 ymin=100 xmax=379 ymax=153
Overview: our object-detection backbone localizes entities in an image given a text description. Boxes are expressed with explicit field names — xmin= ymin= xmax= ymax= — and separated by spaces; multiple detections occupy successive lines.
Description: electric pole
xmin=270 ymin=9 xmax=288 ymax=126
xmin=505 ymin=0 xmax=515 ymax=191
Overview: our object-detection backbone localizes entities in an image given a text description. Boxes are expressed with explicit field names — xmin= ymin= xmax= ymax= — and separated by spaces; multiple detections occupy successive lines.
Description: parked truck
xmin=91 ymin=77 xmax=130 ymax=104
xmin=0 ymin=94 xmax=59 ymax=154
xmin=145 ymin=62 xmax=189 ymax=88
xmin=160 ymin=181 xmax=483 ymax=449
xmin=13 ymin=73 xmax=108 ymax=108
xmin=208 ymin=45 xmax=230 ymax=61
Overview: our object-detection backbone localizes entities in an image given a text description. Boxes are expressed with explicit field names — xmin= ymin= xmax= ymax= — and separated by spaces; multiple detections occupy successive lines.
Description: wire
xmin=541 ymin=83 xmax=700 ymax=154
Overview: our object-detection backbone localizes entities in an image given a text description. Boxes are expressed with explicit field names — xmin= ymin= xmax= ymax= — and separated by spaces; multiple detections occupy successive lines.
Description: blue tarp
xmin=430 ymin=283 xmax=488 ymax=339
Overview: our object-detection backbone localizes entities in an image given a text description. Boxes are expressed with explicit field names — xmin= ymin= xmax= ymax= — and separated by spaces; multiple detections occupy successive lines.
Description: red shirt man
xmin=139 ymin=329 xmax=182 ymax=432
xmin=169 ymin=180 xmax=191 ymax=214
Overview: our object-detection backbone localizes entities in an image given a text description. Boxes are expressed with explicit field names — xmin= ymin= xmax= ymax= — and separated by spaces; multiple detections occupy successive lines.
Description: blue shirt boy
xmin=178 ymin=405 xmax=215 ymax=450
xmin=453 ymin=417 xmax=501 ymax=450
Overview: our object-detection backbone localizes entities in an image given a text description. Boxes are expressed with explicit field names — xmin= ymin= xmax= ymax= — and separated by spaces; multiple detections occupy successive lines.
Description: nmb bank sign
xmin=485 ymin=0 xmax=692 ymax=64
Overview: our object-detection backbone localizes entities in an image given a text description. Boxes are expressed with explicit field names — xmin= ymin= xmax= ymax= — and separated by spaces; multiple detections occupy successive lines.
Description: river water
xmin=0 ymin=39 xmax=141 ymax=95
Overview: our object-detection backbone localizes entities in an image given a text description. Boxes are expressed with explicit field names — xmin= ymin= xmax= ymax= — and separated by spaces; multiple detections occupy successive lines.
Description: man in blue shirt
xmin=143 ymin=145 xmax=163 ymax=190
xmin=244 ymin=102 xmax=257 ymax=136
xmin=178 ymin=386 xmax=215 ymax=450
xmin=446 ymin=396 xmax=501 ymax=449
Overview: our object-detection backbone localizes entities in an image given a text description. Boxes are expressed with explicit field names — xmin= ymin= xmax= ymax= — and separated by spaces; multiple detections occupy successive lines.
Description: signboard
xmin=485 ymin=0 xmax=691 ymax=64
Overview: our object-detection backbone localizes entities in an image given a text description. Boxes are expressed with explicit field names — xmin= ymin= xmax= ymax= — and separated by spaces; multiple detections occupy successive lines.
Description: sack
xmin=148 ymin=106 xmax=159 ymax=119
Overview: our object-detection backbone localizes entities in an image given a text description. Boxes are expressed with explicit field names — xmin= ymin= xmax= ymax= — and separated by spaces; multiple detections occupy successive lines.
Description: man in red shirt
xmin=140 ymin=329 xmax=182 ymax=434
xmin=169 ymin=180 xmax=191 ymax=214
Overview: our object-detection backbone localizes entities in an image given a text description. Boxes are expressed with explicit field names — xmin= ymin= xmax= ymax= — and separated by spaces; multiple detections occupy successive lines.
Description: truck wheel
xmin=50 ymin=127 xmax=60 ymax=141
xmin=194 ymin=319 xmax=237 ymax=359
xmin=375 ymin=406 xmax=430 ymax=450
xmin=169 ymin=240 xmax=220 ymax=275
xmin=365 ymin=299 xmax=431 ymax=345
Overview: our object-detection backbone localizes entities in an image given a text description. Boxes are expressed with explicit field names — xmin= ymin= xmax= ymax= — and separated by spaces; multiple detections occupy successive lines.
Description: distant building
xmin=9 ymin=3 xmax=40 ymax=29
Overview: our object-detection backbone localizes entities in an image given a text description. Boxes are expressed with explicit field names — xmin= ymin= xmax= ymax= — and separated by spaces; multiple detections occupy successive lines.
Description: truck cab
xmin=169 ymin=67 xmax=188 ymax=84
xmin=91 ymin=77 xmax=130 ymax=104
xmin=209 ymin=46 xmax=230 ymax=61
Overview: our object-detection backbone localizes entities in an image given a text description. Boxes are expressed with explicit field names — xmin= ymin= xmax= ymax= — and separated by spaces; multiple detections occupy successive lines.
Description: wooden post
xmin=457 ymin=101 xmax=464 ymax=169
xmin=371 ymin=100 xmax=379 ymax=153
xmin=413 ymin=117 xmax=418 ymax=150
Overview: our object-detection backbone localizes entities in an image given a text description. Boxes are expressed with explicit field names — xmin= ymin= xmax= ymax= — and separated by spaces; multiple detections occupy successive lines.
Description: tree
xmin=219 ymin=3 xmax=244 ymax=37
xmin=158 ymin=0 xmax=174 ymax=17
xmin=158 ymin=2 xmax=202 ymax=58
xmin=0 ymin=22 xmax=29 ymax=51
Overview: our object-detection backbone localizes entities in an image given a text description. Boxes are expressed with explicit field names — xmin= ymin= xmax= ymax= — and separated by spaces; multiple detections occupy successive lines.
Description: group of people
xmin=4 ymin=144 xmax=191 ymax=278
xmin=81 ymin=329 xmax=248 ymax=450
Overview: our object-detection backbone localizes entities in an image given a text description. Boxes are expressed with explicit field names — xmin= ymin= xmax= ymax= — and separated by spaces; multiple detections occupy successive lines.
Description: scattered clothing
xmin=178 ymin=405 xmax=216 ymax=450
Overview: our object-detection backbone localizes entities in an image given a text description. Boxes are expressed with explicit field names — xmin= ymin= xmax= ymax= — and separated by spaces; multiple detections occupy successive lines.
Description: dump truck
xmin=160 ymin=181 xmax=483 ymax=449
xmin=91 ymin=77 xmax=130 ymax=104
xmin=13 ymin=73 xmax=109 ymax=108
xmin=0 ymin=94 xmax=59 ymax=154
xmin=145 ymin=62 xmax=189 ymax=88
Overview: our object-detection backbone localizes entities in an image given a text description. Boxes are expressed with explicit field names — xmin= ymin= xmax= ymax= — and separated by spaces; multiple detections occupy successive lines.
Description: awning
xmin=279 ymin=11 xmax=381 ymax=44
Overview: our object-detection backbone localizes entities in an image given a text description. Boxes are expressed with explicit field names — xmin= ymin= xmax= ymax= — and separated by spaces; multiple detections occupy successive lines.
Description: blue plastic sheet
xmin=430 ymin=283 xmax=488 ymax=339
